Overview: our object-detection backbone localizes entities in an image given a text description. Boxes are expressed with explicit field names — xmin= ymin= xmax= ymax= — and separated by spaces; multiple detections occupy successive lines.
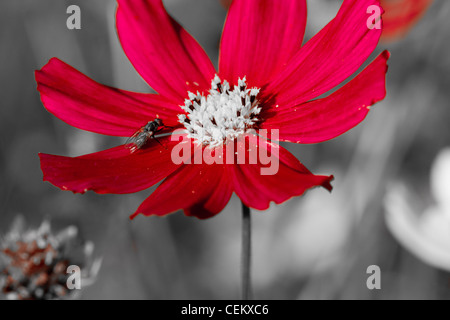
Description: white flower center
xmin=178 ymin=75 xmax=261 ymax=147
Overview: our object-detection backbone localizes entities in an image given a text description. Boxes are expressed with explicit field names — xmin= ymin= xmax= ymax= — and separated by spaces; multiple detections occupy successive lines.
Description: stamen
xmin=178 ymin=75 xmax=261 ymax=147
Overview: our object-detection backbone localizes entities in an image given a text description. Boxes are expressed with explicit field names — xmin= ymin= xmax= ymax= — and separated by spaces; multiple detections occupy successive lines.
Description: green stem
xmin=241 ymin=202 xmax=253 ymax=300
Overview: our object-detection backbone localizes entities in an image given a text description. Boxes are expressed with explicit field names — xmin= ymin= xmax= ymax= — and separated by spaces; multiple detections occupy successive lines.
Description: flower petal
xmin=39 ymin=136 xmax=180 ymax=194
xmin=131 ymin=163 xmax=231 ymax=219
xmin=116 ymin=0 xmax=216 ymax=103
xmin=228 ymin=140 xmax=333 ymax=210
xmin=184 ymin=168 xmax=233 ymax=219
xmin=262 ymin=51 xmax=390 ymax=144
xmin=36 ymin=58 xmax=180 ymax=137
xmin=264 ymin=0 xmax=383 ymax=107
xmin=219 ymin=0 xmax=307 ymax=88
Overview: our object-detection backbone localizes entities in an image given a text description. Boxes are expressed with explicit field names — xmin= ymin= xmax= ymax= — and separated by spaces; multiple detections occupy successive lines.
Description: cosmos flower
xmin=0 ymin=217 xmax=101 ymax=300
xmin=36 ymin=0 xmax=389 ymax=219
xmin=381 ymin=0 xmax=433 ymax=41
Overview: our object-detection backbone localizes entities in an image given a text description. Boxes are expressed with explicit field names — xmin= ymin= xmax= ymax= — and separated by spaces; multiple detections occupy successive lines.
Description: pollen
xmin=178 ymin=75 xmax=261 ymax=147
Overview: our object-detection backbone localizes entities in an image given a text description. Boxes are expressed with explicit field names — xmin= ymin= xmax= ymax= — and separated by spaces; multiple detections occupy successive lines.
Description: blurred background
xmin=1 ymin=0 xmax=449 ymax=299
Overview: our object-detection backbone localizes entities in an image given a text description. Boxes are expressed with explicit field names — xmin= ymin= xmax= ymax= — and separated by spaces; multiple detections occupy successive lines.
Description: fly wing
xmin=125 ymin=128 xmax=143 ymax=146
xmin=125 ymin=129 xmax=147 ymax=154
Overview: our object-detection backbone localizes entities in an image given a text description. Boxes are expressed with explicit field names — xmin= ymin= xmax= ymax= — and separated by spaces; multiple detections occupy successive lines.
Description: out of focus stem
xmin=241 ymin=202 xmax=253 ymax=300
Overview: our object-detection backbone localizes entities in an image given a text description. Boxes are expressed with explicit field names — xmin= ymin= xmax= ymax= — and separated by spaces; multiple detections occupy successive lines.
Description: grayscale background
xmin=1 ymin=0 xmax=449 ymax=299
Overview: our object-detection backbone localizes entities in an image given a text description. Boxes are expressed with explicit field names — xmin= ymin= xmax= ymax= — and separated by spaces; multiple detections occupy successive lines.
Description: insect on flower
xmin=126 ymin=118 xmax=168 ymax=152
xmin=36 ymin=0 xmax=390 ymax=219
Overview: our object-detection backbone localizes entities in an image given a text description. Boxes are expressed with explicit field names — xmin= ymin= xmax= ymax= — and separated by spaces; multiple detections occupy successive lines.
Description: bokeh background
xmin=1 ymin=0 xmax=449 ymax=299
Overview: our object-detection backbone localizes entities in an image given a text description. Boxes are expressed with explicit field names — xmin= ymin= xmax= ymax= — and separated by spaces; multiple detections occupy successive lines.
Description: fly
xmin=126 ymin=118 xmax=168 ymax=152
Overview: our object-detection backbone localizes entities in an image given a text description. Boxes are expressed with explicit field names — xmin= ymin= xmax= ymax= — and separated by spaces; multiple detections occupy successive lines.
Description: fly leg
xmin=152 ymin=128 xmax=168 ymax=149
xmin=152 ymin=136 xmax=167 ymax=150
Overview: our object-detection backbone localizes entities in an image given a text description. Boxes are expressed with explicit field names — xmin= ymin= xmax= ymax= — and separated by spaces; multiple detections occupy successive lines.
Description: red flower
xmin=36 ymin=0 xmax=389 ymax=219
xmin=381 ymin=0 xmax=433 ymax=41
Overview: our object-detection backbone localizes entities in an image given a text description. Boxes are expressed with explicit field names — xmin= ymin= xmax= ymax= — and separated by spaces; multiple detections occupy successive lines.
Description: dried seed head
xmin=0 ymin=217 xmax=101 ymax=300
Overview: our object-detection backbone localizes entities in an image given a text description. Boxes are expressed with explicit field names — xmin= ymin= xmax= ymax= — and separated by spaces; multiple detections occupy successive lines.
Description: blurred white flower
xmin=0 ymin=216 xmax=101 ymax=300
xmin=384 ymin=148 xmax=450 ymax=271
xmin=430 ymin=148 xmax=450 ymax=215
